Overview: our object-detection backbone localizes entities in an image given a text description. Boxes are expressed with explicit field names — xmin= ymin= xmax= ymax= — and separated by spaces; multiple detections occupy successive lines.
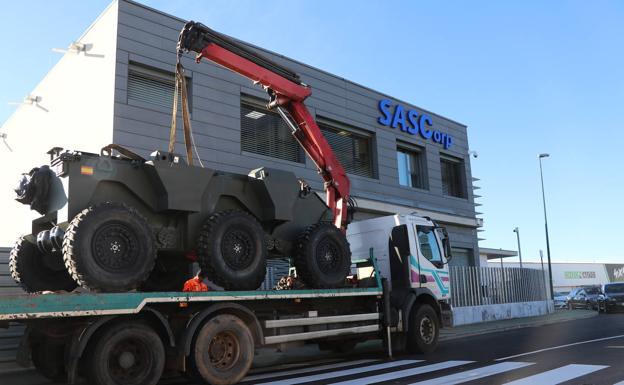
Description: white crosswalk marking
xmin=243 ymin=359 xmax=378 ymax=381
xmin=329 ymin=361 xmax=473 ymax=385
xmin=504 ymin=364 xmax=608 ymax=385
xmin=252 ymin=359 xmax=422 ymax=385
xmin=409 ymin=361 xmax=534 ymax=385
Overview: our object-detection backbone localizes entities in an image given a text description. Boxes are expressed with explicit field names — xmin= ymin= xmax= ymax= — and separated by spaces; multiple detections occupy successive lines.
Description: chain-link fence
xmin=449 ymin=266 xmax=549 ymax=307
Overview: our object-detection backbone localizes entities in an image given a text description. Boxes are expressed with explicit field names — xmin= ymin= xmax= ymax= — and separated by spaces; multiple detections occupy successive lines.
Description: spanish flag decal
xmin=80 ymin=166 xmax=94 ymax=175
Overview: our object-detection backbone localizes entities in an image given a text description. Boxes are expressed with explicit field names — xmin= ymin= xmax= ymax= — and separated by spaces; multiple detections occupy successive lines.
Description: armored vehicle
xmin=11 ymin=145 xmax=351 ymax=292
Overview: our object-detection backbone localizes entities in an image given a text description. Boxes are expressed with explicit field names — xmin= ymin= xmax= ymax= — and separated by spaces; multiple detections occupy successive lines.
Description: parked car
xmin=597 ymin=283 xmax=624 ymax=313
xmin=553 ymin=291 xmax=569 ymax=309
xmin=567 ymin=286 xmax=602 ymax=310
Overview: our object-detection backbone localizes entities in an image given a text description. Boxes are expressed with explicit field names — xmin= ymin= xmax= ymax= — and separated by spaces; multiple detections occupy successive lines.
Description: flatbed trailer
xmin=0 ymin=257 xmax=395 ymax=385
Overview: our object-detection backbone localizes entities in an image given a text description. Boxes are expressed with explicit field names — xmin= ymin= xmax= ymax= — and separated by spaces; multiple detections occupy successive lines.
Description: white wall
xmin=0 ymin=2 xmax=119 ymax=246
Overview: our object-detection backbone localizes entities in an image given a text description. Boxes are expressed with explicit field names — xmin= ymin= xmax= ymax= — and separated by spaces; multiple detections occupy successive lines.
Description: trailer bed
xmin=0 ymin=287 xmax=382 ymax=321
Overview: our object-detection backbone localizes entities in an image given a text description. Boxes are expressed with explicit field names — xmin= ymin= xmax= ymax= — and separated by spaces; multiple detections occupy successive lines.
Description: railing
xmin=449 ymin=266 xmax=548 ymax=307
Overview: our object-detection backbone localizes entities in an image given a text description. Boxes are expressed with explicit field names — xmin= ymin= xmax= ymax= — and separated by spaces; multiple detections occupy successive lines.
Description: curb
xmin=440 ymin=311 xmax=598 ymax=341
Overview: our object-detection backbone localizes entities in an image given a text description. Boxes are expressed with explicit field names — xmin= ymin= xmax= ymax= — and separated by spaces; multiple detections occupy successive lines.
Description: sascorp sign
xmin=377 ymin=99 xmax=453 ymax=149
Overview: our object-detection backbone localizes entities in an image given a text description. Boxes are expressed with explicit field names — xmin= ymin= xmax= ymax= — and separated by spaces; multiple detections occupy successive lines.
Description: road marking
xmin=495 ymin=334 xmax=624 ymax=361
xmin=243 ymin=359 xmax=378 ymax=381
xmin=408 ymin=361 xmax=534 ymax=385
xmin=504 ymin=364 xmax=608 ymax=385
xmin=606 ymin=345 xmax=624 ymax=349
xmin=253 ymin=359 xmax=421 ymax=385
xmin=329 ymin=361 xmax=473 ymax=385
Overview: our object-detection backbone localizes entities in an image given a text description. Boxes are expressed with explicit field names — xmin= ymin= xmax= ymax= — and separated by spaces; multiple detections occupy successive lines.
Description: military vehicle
xmin=11 ymin=145 xmax=351 ymax=292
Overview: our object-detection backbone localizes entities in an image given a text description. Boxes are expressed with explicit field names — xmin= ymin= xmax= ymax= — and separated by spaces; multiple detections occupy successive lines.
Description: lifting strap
xmin=169 ymin=61 xmax=197 ymax=166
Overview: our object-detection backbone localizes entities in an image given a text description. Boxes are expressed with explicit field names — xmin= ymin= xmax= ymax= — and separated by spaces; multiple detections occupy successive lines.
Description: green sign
xmin=564 ymin=271 xmax=596 ymax=279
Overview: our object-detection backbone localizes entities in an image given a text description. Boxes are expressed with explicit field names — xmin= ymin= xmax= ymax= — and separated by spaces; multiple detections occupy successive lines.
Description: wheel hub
xmin=92 ymin=222 xmax=139 ymax=271
xmin=109 ymin=337 xmax=151 ymax=383
xmin=208 ymin=331 xmax=239 ymax=371
xmin=419 ymin=315 xmax=435 ymax=344
xmin=316 ymin=239 xmax=340 ymax=274
xmin=222 ymin=228 xmax=254 ymax=270
xmin=118 ymin=351 xmax=135 ymax=369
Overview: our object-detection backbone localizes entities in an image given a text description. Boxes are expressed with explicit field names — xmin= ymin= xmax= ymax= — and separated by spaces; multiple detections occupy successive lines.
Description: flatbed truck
xmin=0 ymin=214 xmax=453 ymax=385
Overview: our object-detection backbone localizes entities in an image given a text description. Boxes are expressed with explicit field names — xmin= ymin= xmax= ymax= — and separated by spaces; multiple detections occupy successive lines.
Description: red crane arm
xmin=178 ymin=22 xmax=351 ymax=230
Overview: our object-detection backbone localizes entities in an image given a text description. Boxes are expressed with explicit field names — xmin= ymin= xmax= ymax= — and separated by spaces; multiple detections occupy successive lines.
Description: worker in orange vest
xmin=183 ymin=270 xmax=209 ymax=292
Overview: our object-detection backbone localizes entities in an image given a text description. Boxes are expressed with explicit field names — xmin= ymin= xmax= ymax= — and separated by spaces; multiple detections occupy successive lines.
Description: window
xmin=319 ymin=121 xmax=375 ymax=178
xmin=416 ymin=226 xmax=443 ymax=266
xmin=127 ymin=64 xmax=187 ymax=111
xmin=397 ymin=144 xmax=427 ymax=189
xmin=240 ymin=99 xmax=304 ymax=163
xmin=440 ymin=154 xmax=466 ymax=198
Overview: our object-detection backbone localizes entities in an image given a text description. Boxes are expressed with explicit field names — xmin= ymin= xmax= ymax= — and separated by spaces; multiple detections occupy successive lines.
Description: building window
xmin=449 ymin=247 xmax=474 ymax=267
xmin=240 ymin=98 xmax=304 ymax=163
xmin=127 ymin=63 xmax=187 ymax=111
xmin=397 ymin=144 xmax=427 ymax=189
xmin=440 ymin=154 xmax=466 ymax=198
xmin=319 ymin=120 xmax=375 ymax=178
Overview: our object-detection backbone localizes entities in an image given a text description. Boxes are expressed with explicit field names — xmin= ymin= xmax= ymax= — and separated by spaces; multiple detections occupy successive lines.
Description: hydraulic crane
xmin=177 ymin=21 xmax=351 ymax=231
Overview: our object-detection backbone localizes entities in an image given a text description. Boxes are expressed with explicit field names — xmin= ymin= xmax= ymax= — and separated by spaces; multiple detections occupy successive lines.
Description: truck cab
xmin=348 ymin=214 xmax=453 ymax=352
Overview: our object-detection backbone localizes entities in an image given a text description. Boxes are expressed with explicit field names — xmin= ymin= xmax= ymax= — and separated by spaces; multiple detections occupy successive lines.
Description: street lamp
xmin=539 ymin=153 xmax=554 ymax=299
xmin=513 ymin=227 xmax=523 ymax=268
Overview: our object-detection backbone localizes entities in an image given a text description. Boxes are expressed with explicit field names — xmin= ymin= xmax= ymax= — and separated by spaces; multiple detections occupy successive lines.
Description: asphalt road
xmin=5 ymin=311 xmax=623 ymax=385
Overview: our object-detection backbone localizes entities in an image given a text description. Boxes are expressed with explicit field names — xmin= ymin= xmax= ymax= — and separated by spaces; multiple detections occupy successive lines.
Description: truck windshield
xmin=416 ymin=226 xmax=443 ymax=265
xmin=605 ymin=284 xmax=624 ymax=294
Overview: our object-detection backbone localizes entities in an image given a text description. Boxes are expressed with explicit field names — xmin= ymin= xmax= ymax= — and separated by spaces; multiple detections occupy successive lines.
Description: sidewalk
xmin=440 ymin=309 xmax=597 ymax=341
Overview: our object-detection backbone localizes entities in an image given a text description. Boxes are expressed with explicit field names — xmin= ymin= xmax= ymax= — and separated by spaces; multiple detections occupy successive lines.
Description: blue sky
xmin=1 ymin=1 xmax=622 ymax=263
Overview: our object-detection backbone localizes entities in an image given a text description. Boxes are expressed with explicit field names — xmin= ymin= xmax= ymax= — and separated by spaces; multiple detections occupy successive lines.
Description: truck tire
xmin=294 ymin=223 xmax=351 ymax=288
xmin=189 ymin=314 xmax=254 ymax=385
xmin=63 ymin=202 xmax=156 ymax=292
xmin=197 ymin=210 xmax=267 ymax=291
xmin=407 ymin=304 xmax=440 ymax=354
xmin=31 ymin=339 xmax=66 ymax=381
xmin=85 ymin=321 xmax=164 ymax=385
xmin=9 ymin=236 xmax=77 ymax=293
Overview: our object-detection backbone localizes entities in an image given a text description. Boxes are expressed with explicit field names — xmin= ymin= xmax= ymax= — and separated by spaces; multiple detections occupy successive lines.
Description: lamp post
xmin=539 ymin=153 xmax=554 ymax=299
xmin=513 ymin=227 xmax=523 ymax=268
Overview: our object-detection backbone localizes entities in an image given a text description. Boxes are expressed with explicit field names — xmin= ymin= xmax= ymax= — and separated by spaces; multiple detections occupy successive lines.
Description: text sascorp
xmin=377 ymin=99 xmax=453 ymax=150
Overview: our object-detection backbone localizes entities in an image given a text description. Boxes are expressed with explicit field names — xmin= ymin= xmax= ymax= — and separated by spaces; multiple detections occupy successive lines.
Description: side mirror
xmin=440 ymin=227 xmax=453 ymax=263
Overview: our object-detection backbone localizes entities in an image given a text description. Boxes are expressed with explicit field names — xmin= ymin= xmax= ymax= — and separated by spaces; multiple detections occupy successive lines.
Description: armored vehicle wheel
xmin=406 ymin=304 xmax=440 ymax=354
xmin=197 ymin=210 xmax=267 ymax=291
xmin=63 ymin=202 xmax=156 ymax=292
xmin=85 ymin=321 xmax=164 ymax=385
xmin=294 ymin=223 xmax=351 ymax=288
xmin=188 ymin=314 xmax=254 ymax=385
xmin=31 ymin=338 xmax=66 ymax=381
xmin=9 ymin=236 xmax=77 ymax=293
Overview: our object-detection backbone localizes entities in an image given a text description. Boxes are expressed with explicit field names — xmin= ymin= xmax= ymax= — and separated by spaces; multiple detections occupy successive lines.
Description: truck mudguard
xmin=401 ymin=288 xmax=443 ymax=332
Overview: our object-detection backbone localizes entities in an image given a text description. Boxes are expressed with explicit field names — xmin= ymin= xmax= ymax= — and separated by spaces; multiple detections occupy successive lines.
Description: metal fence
xmin=449 ymin=266 xmax=548 ymax=307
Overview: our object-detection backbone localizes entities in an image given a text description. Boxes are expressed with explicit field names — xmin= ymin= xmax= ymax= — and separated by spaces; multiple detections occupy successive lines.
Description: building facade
xmin=1 ymin=0 xmax=480 ymax=265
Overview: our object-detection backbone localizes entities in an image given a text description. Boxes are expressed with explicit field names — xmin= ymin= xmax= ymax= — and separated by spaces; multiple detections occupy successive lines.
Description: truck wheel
xmin=197 ymin=210 xmax=267 ymax=291
xmin=63 ymin=202 xmax=156 ymax=292
xmin=86 ymin=321 xmax=164 ymax=385
xmin=31 ymin=339 xmax=66 ymax=381
xmin=189 ymin=314 xmax=254 ymax=385
xmin=407 ymin=304 xmax=440 ymax=354
xmin=9 ymin=236 xmax=77 ymax=293
xmin=294 ymin=223 xmax=351 ymax=288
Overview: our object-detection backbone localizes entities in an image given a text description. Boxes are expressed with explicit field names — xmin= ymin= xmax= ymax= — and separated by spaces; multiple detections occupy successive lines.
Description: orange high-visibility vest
xmin=183 ymin=276 xmax=208 ymax=292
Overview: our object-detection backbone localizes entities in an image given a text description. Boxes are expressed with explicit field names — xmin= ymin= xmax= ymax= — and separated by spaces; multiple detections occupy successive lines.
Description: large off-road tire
xmin=31 ymin=338 xmax=66 ymax=381
xmin=63 ymin=202 xmax=156 ymax=292
xmin=294 ymin=223 xmax=351 ymax=288
xmin=9 ymin=236 xmax=76 ymax=293
xmin=85 ymin=321 xmax=165 ymax=385
xmin=197 ymin=210 xmax=267 ymax=291
xmin=406 ymin=304 xmax=440 ymax=354
xmin=188 ymin=314 xmax=254 ymax=385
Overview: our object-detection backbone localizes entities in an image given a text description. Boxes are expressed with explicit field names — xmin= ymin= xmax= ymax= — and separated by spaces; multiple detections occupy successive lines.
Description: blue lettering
xmin=391 ymin=105 xmax=408 ymax=131
xmin=433 ymin=131 xmax=442 ymax=143
xmin=407 ymin=110 xmax=419 ymax=135
xmin=377 ymin=99 xmax=392 ymax=126
xmin=444 ymin=135 xmax=453 ymax=149
xmin=419 ymin=114 xmax=433 ymax=139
